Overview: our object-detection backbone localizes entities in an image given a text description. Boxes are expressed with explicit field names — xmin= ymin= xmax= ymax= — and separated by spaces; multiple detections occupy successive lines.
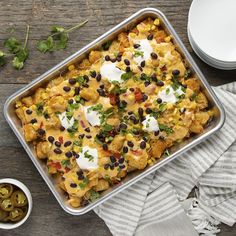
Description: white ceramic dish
xmin=0 ymin=178 xmax=32 ymax=230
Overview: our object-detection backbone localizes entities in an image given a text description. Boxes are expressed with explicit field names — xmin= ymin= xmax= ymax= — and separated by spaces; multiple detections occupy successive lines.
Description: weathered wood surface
xmin=0 ymin=0 xmax=235 ymax=235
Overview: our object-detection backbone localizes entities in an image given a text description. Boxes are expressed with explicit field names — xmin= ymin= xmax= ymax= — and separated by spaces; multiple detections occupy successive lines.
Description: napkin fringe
xmin=186 ymin=198 xmax=220 ymax=235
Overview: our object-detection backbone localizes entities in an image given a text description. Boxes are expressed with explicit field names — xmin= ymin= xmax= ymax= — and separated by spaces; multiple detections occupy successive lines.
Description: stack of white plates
xmin=188 ymin=0 xmax=236 ymax=70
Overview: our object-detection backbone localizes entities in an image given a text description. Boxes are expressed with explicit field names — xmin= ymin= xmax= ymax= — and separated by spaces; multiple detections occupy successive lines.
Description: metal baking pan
xmin=4 ymin=8 xmax=225 ymax=215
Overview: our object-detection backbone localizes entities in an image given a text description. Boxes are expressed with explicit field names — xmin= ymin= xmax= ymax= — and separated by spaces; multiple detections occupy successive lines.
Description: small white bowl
xmin=0 ymin=178 xmax=33 ymax=230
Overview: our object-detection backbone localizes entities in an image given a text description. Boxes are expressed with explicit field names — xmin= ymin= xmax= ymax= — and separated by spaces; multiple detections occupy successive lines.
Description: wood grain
xmin=0 ymin=1 xmax=235 ymax=235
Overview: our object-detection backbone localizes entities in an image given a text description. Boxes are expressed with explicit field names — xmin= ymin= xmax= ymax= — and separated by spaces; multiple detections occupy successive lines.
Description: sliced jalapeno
xmin=0 ymin=198 xmax=14 ymax=211
xmin=0 ymin=208 xmax=8 ymax=221
xmin=0 ymin=184 xmax=13 ymax=199
xmin=11 ymin=190 xmax=28 ymax=207
xmin=9 ymin=208 xmax=24 ymax=222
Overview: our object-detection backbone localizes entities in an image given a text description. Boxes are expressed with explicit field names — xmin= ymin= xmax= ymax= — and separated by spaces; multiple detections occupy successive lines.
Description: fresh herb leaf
xmin=159 ymin=102 xmax=167 ymax=112
xmin=36 ymin=103 xmax=44 ymax=115
xmin=0 ymin=50 xmax=6 ymax=66
xmin=159 ymin=124 xmax=173 ymax=134
xmin=164 ymin=149 xmax=170 ymax=156
xmin=89 ymin=190 xmax=100 ymax=202
xmin=84 ymin=150 xmax=94 ymax=162
xmin=101 ymin=123 xmax=113 ymax=132
xmin=190 ymin=92 xmax=197 ymax=101
xmin=102 ymin=40 xmax=112 ymax=50
xmin=110 ymin=85 xmax=127 ymax=94
xmin=37 ymin=20 xmax=88 ymax=53
xmin=88 ymin=104 xmax=103 ymax=113
xmin=184 ymin=69 xmax=192 ymax=80
xmin=4 ymin=37 xmax=21 ymax=54
xmin=79 ymin=177 xmax=89 ymax=189
xmin=75 ymin=75 xmax=86 ymax=85
xmin=166 ymin=87 xmax=170 ymax=95
xmin=121 ymin=71 xmax=133 ymax=81
xmin=134 ymin=50 xmax=144 ymax=57
xmin=61 ymin=159 xmax=70 ymax=167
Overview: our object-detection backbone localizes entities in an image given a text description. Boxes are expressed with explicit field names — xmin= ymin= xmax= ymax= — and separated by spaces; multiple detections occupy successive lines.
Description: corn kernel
xmin=164 ymin=36 xmax=172 ymax=43
xmin=68 ymin=65 xmax=75 ymax=71
xmin=154 ymin=18 xmax=160 ymax=26
xmin=126 ymin=133 xmax=133 ymax=140
xmin=31 ymin=105 xmax=36 ymax=110
xmin=146 ymin=143 xmax=150 ymax=149
xmin=151 ymin=25 xmax=156 ymax=31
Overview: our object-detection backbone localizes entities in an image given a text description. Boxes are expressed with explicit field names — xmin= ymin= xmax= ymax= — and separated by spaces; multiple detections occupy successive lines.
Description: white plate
xmin=188 ymin=0 xmax=236 ymax=63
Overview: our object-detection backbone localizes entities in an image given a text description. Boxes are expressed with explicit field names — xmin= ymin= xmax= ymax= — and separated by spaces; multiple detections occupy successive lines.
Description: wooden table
xmin=0 ymin=0 xmax=235 ymax=235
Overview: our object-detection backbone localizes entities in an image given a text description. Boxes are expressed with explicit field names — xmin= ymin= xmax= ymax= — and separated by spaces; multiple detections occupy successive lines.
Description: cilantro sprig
xmin=37 ymin=20 xmax=88 ymax=53
xmin=1 ymin=25 xmax=30 ymax=70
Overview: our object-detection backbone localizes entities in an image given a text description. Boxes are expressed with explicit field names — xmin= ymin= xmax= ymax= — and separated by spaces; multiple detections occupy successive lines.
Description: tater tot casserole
xmin=15 ymin=17 xmax=213 ymax=208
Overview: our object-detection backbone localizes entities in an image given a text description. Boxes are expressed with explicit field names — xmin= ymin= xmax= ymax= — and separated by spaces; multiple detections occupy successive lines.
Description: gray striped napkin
xmin=94 ymin=82 xmax=236 ymax=236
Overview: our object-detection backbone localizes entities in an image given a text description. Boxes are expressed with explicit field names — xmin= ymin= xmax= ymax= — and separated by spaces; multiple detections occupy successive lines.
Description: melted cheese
xmin=84 ymin=106 xmax=101 ymax=126
xmin=142 ymin=114 xmax=159 ymax=132
xmin=58 ymin=112 xmax=75 ymax=129
xmin=100 ymin=62 xmax=125 ymax=83
xmin=133 ymin=39 xmax=153 ymax=65
xmin=158 ymin=85 xmax=185 ymax=104
xmin=76 ymin=146 xmax=98 ymax=170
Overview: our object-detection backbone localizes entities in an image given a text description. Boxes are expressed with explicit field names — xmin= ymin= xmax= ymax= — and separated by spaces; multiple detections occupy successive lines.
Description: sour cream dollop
xmin=76 ymin=146 xmax=98 ymax=170
xmin=142 ymin=114 xmax=159 ymax=132
xmin=158 ymin=85 xmax=185 ymax=104
xmin=133 ymin=39 xmax=153 ymax=65
xmin=100 ymin=62 xmax=125 ymax=83
xmin=58 ymin=111 xmax=75 ymax=129
xmin=84 ymin=106 xmax=101 ymax=126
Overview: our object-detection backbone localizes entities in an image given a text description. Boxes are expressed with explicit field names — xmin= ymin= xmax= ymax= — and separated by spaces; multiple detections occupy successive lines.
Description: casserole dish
xmin=4 ymin=8 xmax=225 ymax=215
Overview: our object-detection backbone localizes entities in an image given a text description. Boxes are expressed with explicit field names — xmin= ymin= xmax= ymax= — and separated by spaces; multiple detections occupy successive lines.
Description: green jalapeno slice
xmin=0 ymin=184 xmax=13 ymax=199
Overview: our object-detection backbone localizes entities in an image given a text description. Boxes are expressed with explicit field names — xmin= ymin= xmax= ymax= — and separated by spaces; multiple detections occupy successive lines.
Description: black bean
xmin=97 ymin=88 xmax=106 ymax=97
xmin=144 ymin=81 xmax=150 ymax=87
xmin=138 ymin=107 xmax=144 ymax=116
xmin=124 ymin=59 xmax=130 ymax=66
xmin=138 ymin=66 xmax=143 ymax=71
xmin=64 ymin=141 xmax=72 ymax=147
xmin=142 ymin=94 xmax=148 ymax=102
xmin=123 ymin=146 xmax=128 ymax=153
xmin=77 ymin=173 xmax=84 ymax=180
xmin=125 ymin=66 xmax=131 ymax=73
xmin=129 ymin=88 xmax=135 ymax=92
xmin=70 ymin=183 xmax=77 ymax=188
xmin=127 ymin=141 xmax=134 ymax=148
xmin=119 ymin=164 xmax=125 ymax=169
xmin=86 ymin=135 xmax=92 ymax=139
xmin=156 ymin=98 xmax=162 ymax=104
xmin=73 ymin=152 xmax=79 ymax=159
xmin=133 ymin=118 xmax=139 ymax=124
xmin=151 ymin=73 xmax=157 ymax=82
xmin=147 ymin=34 xmax=153 ymax=40
xmin=99 ymin=84 xmax=105 ymax=89
xmin=111 ymin=58 xmax=116 ymax=63
xmin=154 ymin=130 xmax=160 ymax=136
xmin=119 ymin=123 xmax=127 ymax=130
xmin=26 ymin=109 xmax=32 ymax=115
xmin=172 ymin=69 xmax=180 ymax=76
xmin=128 ymin=111 xmax=133 ymax=115
xmin=82 ymin=84 xmax=89 ymax=88
xmin=80 ymin=199 xmax=89 ymax=207
xmin=110 ymin=156 xmax=116 ymax=163
xmin=85 ymin=127 xmax=90 ymax=133
xmin=90 ymin=71 xmax=97 ymax=78
xmin=54 ymin=148 xmax=62 ymax=154
xmin=69 ymin=78 xmax=76 ymax=85
xmin=116 ymin=56 xmax=122 ymax=62
xmin=134 ymin=43 xmax=140 ymax=48
xmin=65 ymin=151 xmax=72 ymax=158
xmin=140 ymin=60 xmax=145 ymax=67
xmin=110 ymin=164 xmax=114 ymax=170
xmin=37 ymin=128 xmax=45 ymax=136
xmin=142 ymin=136 xmax=148 ymax=142
xmin=30 ymin=118 xmax=37 ymax=124
xmin=118 ymin=157 xmax=124 ymax=164
xmin=105 ymin=55 xmax=110 ymax=61
xmin=96 ymin=73 xmax=102 ymax=82
xmin=55 ymin=141 xmax=61 ymax=147
xmin=83 ymin=75 xmax=89 ymax=82
xmin=68 ymin=99 xmax=74 ymax=104
xmin=104 ymin=163 xmax=110 ymax=170
xmin=44 ymin=113 xmax=50 ymax=119
xmin=48 ymin=136 xmax=55 ymax=143
xmin=63 ymin=86 xmax=71 ymax=92
xmin=156 ymin=80 xmax=164 ymax=86
xmin=140 ymin=141 xmax=146 ymax=149
xmin=182 ymin=84 xmax=187 ymax=88
xmin=79 ymin=134 xmax=85 ymax=139
xmin=151 ymin=52 xmax=158 ymax=59
xmin=60 ymin=126 xmax=65 ymax=131
xmin=102 ymin=143 xmax=108 ymax=151
xmin=74 ymin=87 xmax=80 ymax=95
xmin=114 ymin=162 xmax=119 ymax=167
xmin=146 ymin=108 xmax=152 ymax=114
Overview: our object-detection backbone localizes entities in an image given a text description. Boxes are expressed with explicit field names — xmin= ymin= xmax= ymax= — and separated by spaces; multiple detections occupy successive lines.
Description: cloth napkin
xmin=94 ymin=81 xmax=236 ymax=236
